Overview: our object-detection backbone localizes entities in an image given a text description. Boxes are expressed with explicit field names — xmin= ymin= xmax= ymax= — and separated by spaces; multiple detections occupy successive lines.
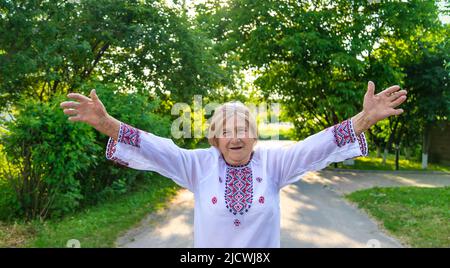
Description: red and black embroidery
xmin=332 ymin=119 xmax=356 ymax=147
xmin=212 ymin=196 xmax=217 ymax=205
xmin=224 ymin=166 xmax=253 ymax=215
xmin=258 ymin=196 xmax=265 ymax=204
xmin=234 ymin=219 xmax=241 ymax=227
xmin=105 ymin=123 xmax=140 ymax=166
xmin=106 ymin=138 xmax=129 ymax=166
xmin=256 ymin=177 xmax=262 ymax=183
xmin=357 ymin=133 xmax=368 ymax=156
xmin=118 ymin=123 xmax=141 ymax=148
xmin=332 ymin=119 xmax=368 ymax=156
xmin=110 ymin=157 xmax=129 ymax=166
xmin=106 ymin=138 xmax=117 ymax=159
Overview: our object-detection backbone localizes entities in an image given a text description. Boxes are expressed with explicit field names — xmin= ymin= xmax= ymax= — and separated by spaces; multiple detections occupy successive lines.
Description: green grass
xmin=330 ymin=151 xmax=450 ymax=172
xmin=0 ymin=175 xmax=179 ymax=248
xmin=346 ymin=186 xmax=450 ymax=248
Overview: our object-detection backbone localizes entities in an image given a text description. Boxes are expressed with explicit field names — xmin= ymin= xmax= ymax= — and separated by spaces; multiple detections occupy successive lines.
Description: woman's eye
xmin=237 ymin=129 xmax=247 ymax=135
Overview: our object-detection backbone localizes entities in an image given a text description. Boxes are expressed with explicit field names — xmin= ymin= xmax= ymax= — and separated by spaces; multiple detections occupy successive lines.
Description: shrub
xmin=0 ymin=83 xmax=176 ymax=220
xmin=75 ymin=82 xmax=173 ymax=206
xmin=0 ymin=96 xmax=100 ymax=220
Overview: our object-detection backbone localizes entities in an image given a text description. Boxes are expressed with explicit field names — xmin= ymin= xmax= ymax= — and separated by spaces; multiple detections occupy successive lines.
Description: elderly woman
xmin=60 ymin=81 xmax=407 ymax=248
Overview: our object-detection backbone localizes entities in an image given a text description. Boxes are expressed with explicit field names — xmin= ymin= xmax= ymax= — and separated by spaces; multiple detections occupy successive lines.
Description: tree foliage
xmin=196 ymin=0 xmax=448 ymax=152
xmin=0 ymin=0 xmax=224 ymax=107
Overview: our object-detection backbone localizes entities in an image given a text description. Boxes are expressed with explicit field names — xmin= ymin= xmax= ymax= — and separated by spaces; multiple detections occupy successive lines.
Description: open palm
xmin=363 ymin=81 xmax=407 ymax=125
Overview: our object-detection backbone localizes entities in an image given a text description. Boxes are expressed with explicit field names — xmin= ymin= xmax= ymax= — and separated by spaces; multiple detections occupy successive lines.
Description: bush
xmin=0 ymin=96 xmax=100 ymax=220
xmin=0 ymin=179 xmax=21 ymax=221
xmin=75 ymin=82 xmax=173 ymax=206
xmin=0 ymin=83 xmax=175 ymax=220
xmin=0 ymin=143 xmax=21 ymax=220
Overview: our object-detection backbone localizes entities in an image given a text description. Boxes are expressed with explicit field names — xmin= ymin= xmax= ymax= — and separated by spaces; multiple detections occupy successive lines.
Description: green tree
xmin=0 ymin=0 xmax=224 ymax=107
xmin=402 ymin=25 xmax=450 ymax=167
xmin=196 ymin=0 xmax=442 ymax=135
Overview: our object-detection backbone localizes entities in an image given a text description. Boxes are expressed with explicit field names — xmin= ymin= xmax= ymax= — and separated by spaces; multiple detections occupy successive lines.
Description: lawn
xmin=346 ymin=186 xmax=450 ymax=248
xmin=331 ymin=151 xmax=450 ymax=172
xmin=0 ymin=175 xmax=179 ymax=248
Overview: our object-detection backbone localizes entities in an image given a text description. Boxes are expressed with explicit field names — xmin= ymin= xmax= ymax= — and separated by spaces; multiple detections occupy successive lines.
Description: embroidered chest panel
xmin=224 ymin=166 xmax=254 ymax=215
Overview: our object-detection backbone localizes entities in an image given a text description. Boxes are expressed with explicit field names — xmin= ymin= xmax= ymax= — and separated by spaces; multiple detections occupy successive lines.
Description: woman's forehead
xmin=221 ymin=116 xmax=248 ymax=128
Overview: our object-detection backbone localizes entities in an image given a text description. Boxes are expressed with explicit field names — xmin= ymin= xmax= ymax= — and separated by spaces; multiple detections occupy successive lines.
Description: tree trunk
xmin=422 ymin=127 xmax=430 ymax=169
xmin=382 ymin=147 xmax=388 ymax=165
xmin=404 ymin=147 xmax=411 ymax=160
xmin=383 ymin=118 xmax=399 ymax=166
xmin=395 ymin=143 xmax=400 ymax=171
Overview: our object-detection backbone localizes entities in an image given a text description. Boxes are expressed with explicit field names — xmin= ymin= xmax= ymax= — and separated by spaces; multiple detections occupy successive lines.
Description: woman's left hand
xmin=352 ymin=81 xmax=407 ymax=135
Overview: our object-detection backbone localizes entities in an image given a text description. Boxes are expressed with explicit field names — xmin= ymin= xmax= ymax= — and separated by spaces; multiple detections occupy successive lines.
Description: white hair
xmin=207 ymin=101 xmax=258 ymax=147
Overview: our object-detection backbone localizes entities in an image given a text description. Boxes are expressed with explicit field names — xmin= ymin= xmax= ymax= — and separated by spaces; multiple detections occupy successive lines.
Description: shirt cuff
xmin=332 ymin=119 xmax=368 ymax=157
xmin=106 ymin=137 xmax=129 ymax=166
xmin=105 ymin=122 xmax=141 ymax=166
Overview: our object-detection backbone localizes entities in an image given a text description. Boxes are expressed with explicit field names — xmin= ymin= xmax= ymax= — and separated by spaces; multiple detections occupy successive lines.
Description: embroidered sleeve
xmin=267 ymin=118 xmax=368 ymax=189
xmin=332 ymin=119 xmax=368 ymax=156
xmin=105 ymin=122 xmax=213 ymax=192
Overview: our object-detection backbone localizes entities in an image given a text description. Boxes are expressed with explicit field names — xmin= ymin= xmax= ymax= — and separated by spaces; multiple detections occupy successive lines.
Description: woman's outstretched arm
xmin=266 ymin=81 xmax=408 ymax=189
xmin=59 ymin=89 xmax=214 ymax=192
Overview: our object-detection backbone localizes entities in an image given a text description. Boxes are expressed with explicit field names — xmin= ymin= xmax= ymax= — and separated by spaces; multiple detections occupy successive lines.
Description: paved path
xmin=116 ymin=141 xmax=450 ymax=248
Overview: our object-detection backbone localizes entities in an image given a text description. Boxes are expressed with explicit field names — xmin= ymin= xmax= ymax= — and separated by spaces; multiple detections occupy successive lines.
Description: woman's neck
xmin=223 ymin=152 xmax=253 ymax=167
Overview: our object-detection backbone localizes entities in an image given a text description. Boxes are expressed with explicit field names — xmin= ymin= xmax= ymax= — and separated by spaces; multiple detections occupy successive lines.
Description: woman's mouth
xmin=230 ymin=146 xmax=243 ymax=150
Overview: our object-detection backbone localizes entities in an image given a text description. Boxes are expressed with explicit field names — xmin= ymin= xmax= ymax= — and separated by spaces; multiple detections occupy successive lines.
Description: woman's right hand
xmin=60 ymin=89 xmax=108 ymax=128
xmin=60 ymin=89 xmax=121 ymax=140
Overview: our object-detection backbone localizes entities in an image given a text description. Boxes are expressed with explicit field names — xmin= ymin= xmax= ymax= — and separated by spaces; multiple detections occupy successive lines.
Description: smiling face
xmin=217 ymin=116 xmax=257 ymax=166
xmin=208 ymin=102 xmax=258 ymax=166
